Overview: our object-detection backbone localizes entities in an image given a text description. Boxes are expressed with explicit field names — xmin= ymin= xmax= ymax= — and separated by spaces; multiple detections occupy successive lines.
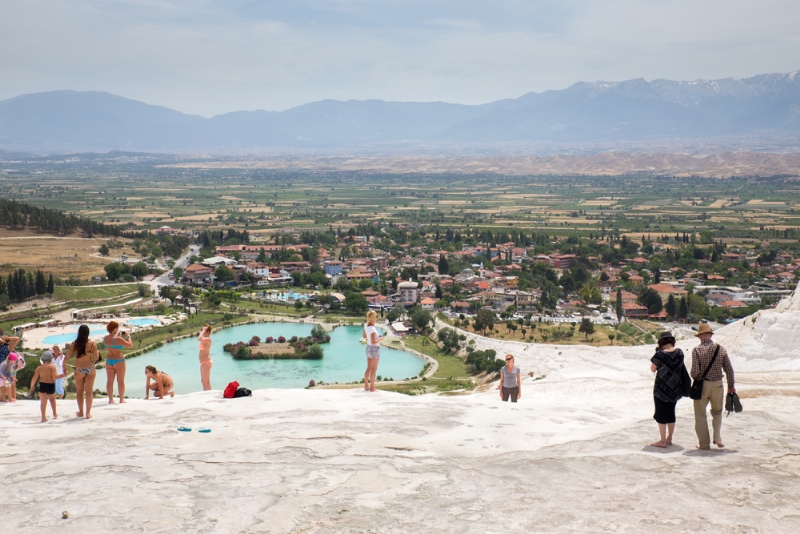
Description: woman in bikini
xmin=197 ymin=324 xmax=213 ymax=391
xmin=104 ymin=321 xmax=133 ymax=404
xmin=145 ymin=365 xmax=174 ymax=399
xmin=67 ymin=325 xmax=100 ymax=419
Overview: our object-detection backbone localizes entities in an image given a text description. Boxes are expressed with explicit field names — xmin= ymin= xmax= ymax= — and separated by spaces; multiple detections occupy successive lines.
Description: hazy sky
xmin=2 ymin=0 xmax=799 ymax=116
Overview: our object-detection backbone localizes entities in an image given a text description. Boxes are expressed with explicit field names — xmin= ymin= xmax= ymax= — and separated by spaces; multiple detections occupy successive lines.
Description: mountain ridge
xmin=1 ymin=71 xmax=798 ymax=153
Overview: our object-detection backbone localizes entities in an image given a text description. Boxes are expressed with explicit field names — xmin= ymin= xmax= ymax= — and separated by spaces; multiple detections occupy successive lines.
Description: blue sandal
xmin=177 ymin=426 xmax=192 ymax=432
xmin=198 ymin=428 xmax=211 ymax=433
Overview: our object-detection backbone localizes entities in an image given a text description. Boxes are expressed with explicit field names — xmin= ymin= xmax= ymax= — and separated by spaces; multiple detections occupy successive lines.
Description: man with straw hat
xmin=691 ymin=324 xmax=736 ymax=449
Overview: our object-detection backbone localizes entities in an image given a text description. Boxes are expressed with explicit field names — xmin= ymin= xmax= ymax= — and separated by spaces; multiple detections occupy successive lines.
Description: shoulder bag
xmin=689 ymin=344 xmax=719 ymax=400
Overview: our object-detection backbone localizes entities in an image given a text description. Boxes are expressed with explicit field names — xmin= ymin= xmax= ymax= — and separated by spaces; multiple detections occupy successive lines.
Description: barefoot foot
xmin=666 ymin=439 xmax=673 ymax=446
xmin=714 ymin=441 xmax=725 ymax=448
xmin=85 ymin=414 xmax=93 ymax=419
xmin=120 ymin=399 xmax=127 ymax=403
xmin=40 ymin=418 xmax=47 ymax=423
xmin=76 ymin=411 xmax=84 ymax=417
xmin=650 ymin=441 xmax=667 ymax=448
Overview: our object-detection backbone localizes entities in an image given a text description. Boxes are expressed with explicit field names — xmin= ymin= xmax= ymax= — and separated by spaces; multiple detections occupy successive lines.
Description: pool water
xmin=125 ymin=318 xmax=161 ymax=327
xmin=124 ymin=324 xmax=424 ymax=396
xmin=42 ymin=324 xmax=108 ymax=347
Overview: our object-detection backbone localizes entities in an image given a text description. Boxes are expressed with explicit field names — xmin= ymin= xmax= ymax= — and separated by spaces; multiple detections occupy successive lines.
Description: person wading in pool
xmin=197 ymin=324 xmax=213 ymax=391
xmin=66 ymin=325 xmax=100 ymax=419
xmin=104 ymin=321 xmax=133 ymax=404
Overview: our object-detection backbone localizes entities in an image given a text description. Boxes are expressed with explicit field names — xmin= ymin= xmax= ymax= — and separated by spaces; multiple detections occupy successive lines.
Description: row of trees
xmin=0 ymin=198 xmax=123 ymax=237
xmin=0 ymin=269 xmax=54 ymax=304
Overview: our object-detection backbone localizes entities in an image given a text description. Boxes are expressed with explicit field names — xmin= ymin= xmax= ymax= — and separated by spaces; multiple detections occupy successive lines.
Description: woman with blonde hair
xmin=67 ymin=325 xmax=100 ymax=419
xmin=362 ymin=310 xmax=383 ymax=392
xmin=197 ymin=324 xmax=213 ymax=390
xmin=104 ymin=320 xmax=133 ymax=404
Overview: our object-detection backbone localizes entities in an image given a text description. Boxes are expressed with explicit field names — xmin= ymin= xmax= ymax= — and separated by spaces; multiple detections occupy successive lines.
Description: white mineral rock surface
xmin=3 ymin=284 xmax=800 ymax=532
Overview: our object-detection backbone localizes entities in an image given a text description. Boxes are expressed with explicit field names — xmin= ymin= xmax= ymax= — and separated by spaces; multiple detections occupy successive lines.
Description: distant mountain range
xmin=1 ymin=72 xmax=798 ymax=153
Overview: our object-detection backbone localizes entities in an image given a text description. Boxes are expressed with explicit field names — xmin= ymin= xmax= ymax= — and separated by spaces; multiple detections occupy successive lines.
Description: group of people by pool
xmin=8 ymin=312 xmax=736 ymax=451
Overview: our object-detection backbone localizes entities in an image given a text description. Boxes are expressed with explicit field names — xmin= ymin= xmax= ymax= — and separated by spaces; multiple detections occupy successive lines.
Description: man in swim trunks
xmin=30 ymin=351 xmax=66 ymax=422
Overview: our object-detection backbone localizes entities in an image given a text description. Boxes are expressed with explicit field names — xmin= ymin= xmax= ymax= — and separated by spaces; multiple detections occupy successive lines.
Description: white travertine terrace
xmin=2 ymin=283 xmax=799 ymax=532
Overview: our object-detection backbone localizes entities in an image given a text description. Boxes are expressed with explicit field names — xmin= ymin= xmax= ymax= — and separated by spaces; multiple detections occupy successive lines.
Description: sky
xmin=1 ymin=0 xmax=799 ymax=117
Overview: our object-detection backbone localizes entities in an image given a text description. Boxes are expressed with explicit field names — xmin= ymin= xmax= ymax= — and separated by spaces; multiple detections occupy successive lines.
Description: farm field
xmin=2 ymin=157 xmax=798 ymax=244
xmin=51 ymin=283 xmax=140 ymax=300
xmin=0 ymin=227 xmax=136 ymax=280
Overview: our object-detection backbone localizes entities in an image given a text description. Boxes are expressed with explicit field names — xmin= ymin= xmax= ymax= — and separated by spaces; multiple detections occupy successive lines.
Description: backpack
xmin=233 ymin=387 xmax=252 ymax=398
xmin=223 ymin=381 xmax=240 ymax=399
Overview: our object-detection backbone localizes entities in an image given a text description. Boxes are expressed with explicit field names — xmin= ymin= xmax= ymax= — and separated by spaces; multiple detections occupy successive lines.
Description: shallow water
xmin=123 ymin=323 xmax=424 ymax=396
xmin=42 ymin=323 xmax=108 ymax=346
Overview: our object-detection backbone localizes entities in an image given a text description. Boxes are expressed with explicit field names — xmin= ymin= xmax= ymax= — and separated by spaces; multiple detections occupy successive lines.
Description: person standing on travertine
xmin=691 ymin=324 xmax=735 ymax=450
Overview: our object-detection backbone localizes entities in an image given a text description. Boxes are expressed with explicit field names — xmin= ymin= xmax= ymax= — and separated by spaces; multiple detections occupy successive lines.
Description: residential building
xmin=323 ymin=260 xmax=344 ymax=276
xmin=648 ymin=283 xmax=688 ymax=303
xmin=398 ymin=281 xmax=419 ymax=306
xmin=184 ymin=264 xmax=213 ymax=284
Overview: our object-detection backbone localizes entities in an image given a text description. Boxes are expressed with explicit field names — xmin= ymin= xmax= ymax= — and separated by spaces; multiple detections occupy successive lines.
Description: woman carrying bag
xmin=649 ymin=331 xmax=687 ymax=448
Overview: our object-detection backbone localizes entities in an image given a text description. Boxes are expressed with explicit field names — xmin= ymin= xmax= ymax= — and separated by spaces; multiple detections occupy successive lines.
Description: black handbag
xmin=689 ymin=344 xmax=719 ymax=400
xmin=681 ymin=365 xmax=692 ymax=398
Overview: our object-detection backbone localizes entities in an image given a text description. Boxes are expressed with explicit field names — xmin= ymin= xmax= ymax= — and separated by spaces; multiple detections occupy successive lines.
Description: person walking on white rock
xmin=691 ymin=324 xmax=735 ymax=449
xmin=499 ymin=354 xmax=521 ymax=402
xmin=649 ymin=331 xmax=686 ymax=447
xmin=362 ymin=311 xmax=383 ymax=392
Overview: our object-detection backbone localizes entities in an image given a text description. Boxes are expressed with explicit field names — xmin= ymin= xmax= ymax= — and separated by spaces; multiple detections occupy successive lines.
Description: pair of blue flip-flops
xmin=177 ymin=426 xmax=210 ymax=433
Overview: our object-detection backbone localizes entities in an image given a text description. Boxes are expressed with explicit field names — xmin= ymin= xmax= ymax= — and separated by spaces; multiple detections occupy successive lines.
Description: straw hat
xmin=695 ymin=323 xmax=713 ymax=337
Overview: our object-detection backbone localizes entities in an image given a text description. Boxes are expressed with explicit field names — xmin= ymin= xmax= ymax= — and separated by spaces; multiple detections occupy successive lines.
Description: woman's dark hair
xmin=74 ymin=325 xmax=90 ymax=356
xmin=146 ymin=365 xmax=158 ymax=375
xmin=657 ymin=336 xmax=676 ymax=349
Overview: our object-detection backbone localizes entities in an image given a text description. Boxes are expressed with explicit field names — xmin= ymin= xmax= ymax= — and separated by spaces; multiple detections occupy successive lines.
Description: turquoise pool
xmin=42 ymin=323 xmax=108 ymax=347
xmin=125 ymin=318 xmax=161 ymax=327
xmin=124 ymin=324 xmax=425 ymax=396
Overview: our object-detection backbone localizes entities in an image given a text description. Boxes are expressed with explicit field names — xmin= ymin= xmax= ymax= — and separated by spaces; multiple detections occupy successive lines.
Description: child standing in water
xmin=29 ymin=351 xmax=66 ymax=422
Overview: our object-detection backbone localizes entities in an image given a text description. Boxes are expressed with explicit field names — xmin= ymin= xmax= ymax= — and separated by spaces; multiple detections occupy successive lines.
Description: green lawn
xmin=401 ymin=335 xmax=471 ymax=379
xmin=53 ymin=284 xmax=140 ymax=301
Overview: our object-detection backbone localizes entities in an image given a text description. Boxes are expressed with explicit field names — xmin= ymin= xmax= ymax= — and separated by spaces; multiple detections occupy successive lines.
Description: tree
xmin=256 ymin=248 xmax=269 ymax=264
xmin=131 ymin=262 xmax=149 ymax=278
xmin=344 ymin=292 xmax=369 ymax=314
xmin=473 ymin=309 xmax=495 ymax=335
xmin=104 ymin=262 xmax=127 ymax=281
xmin=214 ymin=265 xmax=235 ymax=282
xmin=607 ymin=333 xmax=615 ymax=345
xmin=437 ymin=327 xmax=462 ymax=353
xmin=294 ymin=300 xmax=304 ymax=311
xmin=438 ymin=255 xmax=449 ymax=275
xmin=306 ymin=344 xmax=324 ymax=359
xmin=35 ymin=270 xmax=46 ymax=295
xmin=578 ymin=283 xmax=602 ymax=305
xmin=137 ymin=283 xmax=151 ymax=297
xmin=173 ymin=267 xmax=184 ymax=280
xmin=615 ymin=288 xmax=623 ymax=322
xmin=99 ymin=244 xmax=110 ymax=256
xmin=409 ymin=306 xmax=433 ymax=333
xmin=665 ymin=293 xmax=677 ymax=317
xmin=386 ymin=303 xmax=405 ymax=323
xmin=159 ymin=285 xmax=173 ymax=301
xmin=46 ymin=273 xmax=54 ymax=295
xmin=678 ymin=296 xmax=689 ymax=320
xmin=638 ymin=287 xmax=663 ymax=313
xmin=579 ymin=318 xmax=595 ymax=339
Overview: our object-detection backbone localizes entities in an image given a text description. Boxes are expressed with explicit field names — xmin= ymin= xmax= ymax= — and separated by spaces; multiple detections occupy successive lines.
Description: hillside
xmin=1 ymin=71 xmax=798 ymax=152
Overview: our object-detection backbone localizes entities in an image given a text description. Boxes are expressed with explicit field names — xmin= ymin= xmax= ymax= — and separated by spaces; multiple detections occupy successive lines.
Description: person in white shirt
xmin=52 ymin=345 xmax=67 ymax=399
xmin=362 ymin=311 xmax=383 ymax=392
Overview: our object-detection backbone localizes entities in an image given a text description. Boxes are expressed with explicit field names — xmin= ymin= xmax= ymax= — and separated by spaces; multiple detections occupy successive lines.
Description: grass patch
xmin=402 ymin=335 xmax=471 ymax=379
xmin=53 ymin=284 xmax=140 ymax=301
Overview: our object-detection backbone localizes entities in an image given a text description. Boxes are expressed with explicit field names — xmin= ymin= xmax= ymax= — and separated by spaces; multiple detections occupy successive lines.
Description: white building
xmin=398 ymin=280 xmax=419 ymax=306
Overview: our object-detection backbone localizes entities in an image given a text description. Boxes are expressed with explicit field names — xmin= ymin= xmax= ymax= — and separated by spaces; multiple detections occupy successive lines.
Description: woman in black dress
xmin=650 ymin=331 xmax=685 ymax=448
